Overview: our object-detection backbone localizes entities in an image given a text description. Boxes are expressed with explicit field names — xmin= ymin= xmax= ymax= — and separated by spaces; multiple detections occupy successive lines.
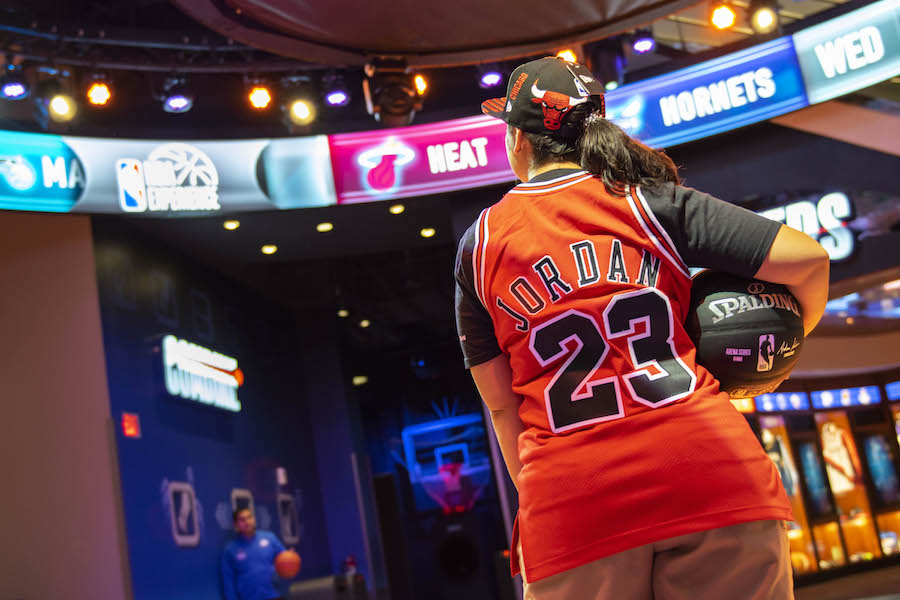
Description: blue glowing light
xmin=479 ymin=72 xmax=503 ymax=88
xmin=325 ymin=90 xmax=349 ymax=106
xmin=163 ymin=95 xmax=193 ymax=113
xmin=1 ymin=81 xmax=28 ymax=100
xmin=633 ymin=37 xmax=656 ymax=54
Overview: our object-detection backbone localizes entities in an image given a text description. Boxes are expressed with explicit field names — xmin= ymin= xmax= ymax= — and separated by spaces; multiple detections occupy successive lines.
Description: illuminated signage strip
xmin=755 ymin=392 xmax=811 ymax=412
xmin=162 ymin=335 xmax=243 ymax=412
xmin=811 ymin=385 xmax=882 ymax=410
xmin=606 ymin=37 xmax=808 ymax=149
xmin=887 ymin=381 xmax=900 ymax=402
xmin=328 ymin=115 xmax=511 ymax=204
xmin=793 ymin=0 xmax=900 ymax=105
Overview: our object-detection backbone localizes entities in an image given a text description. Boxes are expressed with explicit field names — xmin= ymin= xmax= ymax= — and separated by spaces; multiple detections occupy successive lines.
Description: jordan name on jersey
xmin=495 ymin=239 xmax=662 ymax=331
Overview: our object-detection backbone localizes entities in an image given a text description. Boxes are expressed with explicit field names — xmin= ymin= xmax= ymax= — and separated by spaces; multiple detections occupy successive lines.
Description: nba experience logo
xmin=117 ymin=143 xmax=220 ymax=212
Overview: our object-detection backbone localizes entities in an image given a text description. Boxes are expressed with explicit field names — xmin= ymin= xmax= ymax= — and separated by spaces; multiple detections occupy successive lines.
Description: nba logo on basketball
xmin=757 ymin=334 xmax=775 ymax=372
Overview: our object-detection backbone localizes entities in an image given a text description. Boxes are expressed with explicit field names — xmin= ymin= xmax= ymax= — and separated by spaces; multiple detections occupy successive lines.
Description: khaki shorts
xmin=519 ymin=520 xmax=793 ymax=600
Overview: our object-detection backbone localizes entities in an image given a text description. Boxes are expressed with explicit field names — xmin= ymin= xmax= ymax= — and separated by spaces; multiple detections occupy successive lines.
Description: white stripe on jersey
xmin=625 ymin=185 xmax=691 ymax=280
xmin=508 ymin=174 xmax=593 ymax=195
xmin=515 ymin=170 xmax=587 ymax=187
xmin=635 ymin=185 xmax=689 ymax=273
xmin=472 ymin=208 xmax=486 ymax=307
xmin=478 ymin=206 xmax=492 ymax=310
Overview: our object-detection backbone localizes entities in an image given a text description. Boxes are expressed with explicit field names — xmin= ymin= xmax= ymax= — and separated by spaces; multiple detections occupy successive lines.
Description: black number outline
xmin=528 ymin=309 xmax=623 ymax=434
xmin=603 ymin=288 xmax=697 ymax=408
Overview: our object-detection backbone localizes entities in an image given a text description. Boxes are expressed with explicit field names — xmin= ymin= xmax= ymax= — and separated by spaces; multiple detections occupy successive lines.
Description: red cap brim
xmin=481 ymin=97 xmax=507 ymax=118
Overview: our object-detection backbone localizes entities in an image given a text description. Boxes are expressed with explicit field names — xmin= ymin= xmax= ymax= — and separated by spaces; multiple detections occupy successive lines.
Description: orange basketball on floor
xmin=274 ymin=550 xmax=301 ymax=579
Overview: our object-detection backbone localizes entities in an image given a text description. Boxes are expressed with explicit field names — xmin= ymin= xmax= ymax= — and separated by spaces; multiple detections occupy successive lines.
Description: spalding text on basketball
xmin=708 ymin=292 xmax=801 ymax=324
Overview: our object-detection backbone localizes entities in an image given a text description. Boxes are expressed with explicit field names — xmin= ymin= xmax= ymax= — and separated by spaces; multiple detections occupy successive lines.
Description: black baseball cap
xmin=481 ymin=57 xmax=606 ymax=138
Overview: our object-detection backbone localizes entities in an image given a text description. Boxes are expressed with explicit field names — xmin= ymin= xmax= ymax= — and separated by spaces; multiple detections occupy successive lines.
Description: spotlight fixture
xmin=281 ymin=75 xmax=318 ymax=127
xmin=161 ymin=76 xmax=194 ymax=113
xmin=363 ymin=60 xmax=424 ymax=128
xmin=414 ymin=74 xmax=428 ymax=95
xmin=631 ymin=29 xmax=656 ymax=54
xmin=748 ymin=0 xmax=779 ymax=34
xmin=556 ymin=49 xmax=579 ymax=63
xmin=247 ymin=84 xmax=273 ymax=110
xmin=710 ymin=2 xmax=737 ymax=30
xmin=0 ymin=67 xmax=29 ymax=100
xmin=420 ymin=227 xmax=436 ymax=238
xmin=337 ymin=309 xmax=350 ymax=318
xmin=322 ymin=72 xmax=351 ymax=107
xmin=86 ymin=76 xmax=112 ymax=106
xmin=352 ymin=375 xmax=369 ymax=386
xmin=359 ymin=319 xmax=371 ymax=328
xmin=477 ymin=64 xmax=504 ymax=89
xmin=389 ymin=204 xmax=405 ymax=215
xmin=35 ymin=78 xmax=77 ymax=122
xmin=223 ymin=220 xmax=240 ymax=230
xmin=585 ymin=40 xmax=626 ymax=91
xmin=261 ymin=244 xmax=278 ymax=255
xmin=316 ymin=222 xmax=333 ymax=232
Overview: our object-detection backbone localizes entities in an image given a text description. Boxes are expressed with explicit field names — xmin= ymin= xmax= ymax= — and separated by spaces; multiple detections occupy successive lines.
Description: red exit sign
xmin=122 ymin=412 xmax=141 ymax=438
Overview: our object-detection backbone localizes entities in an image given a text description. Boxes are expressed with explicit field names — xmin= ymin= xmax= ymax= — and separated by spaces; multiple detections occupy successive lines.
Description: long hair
xmin=522 ymin=103 xmax=679 ymax=195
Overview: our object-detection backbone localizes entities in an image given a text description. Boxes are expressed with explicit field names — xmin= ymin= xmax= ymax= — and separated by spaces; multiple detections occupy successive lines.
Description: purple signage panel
xmin=328 ymin=115 xmax=512 ymax=204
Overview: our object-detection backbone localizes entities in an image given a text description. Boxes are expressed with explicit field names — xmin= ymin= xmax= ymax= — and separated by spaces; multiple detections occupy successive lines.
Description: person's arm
xmin=639 ymin=184 xmax=830 ymax=336
xmin=221 ymin=551 xmax=238 ymax=600
xmin=754 ymin=225 xmax=830 ymax=336
xmin=470 ymin=354 xmax=525 ymax=488
xmin=270 ymin=532 xmax=286 ymax=555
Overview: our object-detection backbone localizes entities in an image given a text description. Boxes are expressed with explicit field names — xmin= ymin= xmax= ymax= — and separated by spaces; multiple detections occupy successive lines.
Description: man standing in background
xmin=222 ymin=508 xmax=287 ymax=600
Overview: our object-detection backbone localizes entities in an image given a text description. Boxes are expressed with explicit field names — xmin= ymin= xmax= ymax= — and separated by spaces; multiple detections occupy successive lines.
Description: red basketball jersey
xmin=455 ymin=169 xmax=792 ymax=582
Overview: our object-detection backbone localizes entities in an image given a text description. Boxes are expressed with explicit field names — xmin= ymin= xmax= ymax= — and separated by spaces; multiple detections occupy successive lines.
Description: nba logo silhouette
xmin=167 ymin=481 xmax=200 ymax=547
xmin=757 ymin=334 xmax=775 ymax=372
xmin=116 ymin=159 xmax=147 ymax=212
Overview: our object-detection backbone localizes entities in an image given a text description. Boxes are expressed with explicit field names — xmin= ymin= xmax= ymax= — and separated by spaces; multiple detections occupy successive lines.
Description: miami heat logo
xmin=531 ymin=79 xmax=588 ymax=130
xmin=356 ymin=139 xmax=416 ymax=193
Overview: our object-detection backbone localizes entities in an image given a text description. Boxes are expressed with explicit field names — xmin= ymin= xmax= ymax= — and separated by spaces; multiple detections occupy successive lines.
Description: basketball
xmin=685 ymin=271 xmax=804 ymax=398
xmin=274 ymin=550 xmax=301 ymax=579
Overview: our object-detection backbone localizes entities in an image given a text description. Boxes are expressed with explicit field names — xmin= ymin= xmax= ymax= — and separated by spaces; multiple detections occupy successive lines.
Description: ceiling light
xmin=281 ymin=76 xmax=318 ymax=128
xmin=86 ymin=76 xmax=112 ymax=106
xmin=316 ymin=222 xmax=333 ymax=232
xmin=0 ymin=68 xmax=29 ymax=100
xmin=389 ymin=204 xmax=405 ymax=214
xmin=248 ymin=85 xmax=272 ymax=109
xmin=556 ymin=49 xmax=578 ymax=63
xmin=748 ymin=0 xmax=779 ymax=34
xmin=323 ymin=72 xmax=351 ymax=107
xmin=711 ymin=3 xmax=737 ymax=30
xmin=223 ymin=220 xmax=240 ymax=230
xmin=359 ymin=319 xmax=371 ymax=328
xmin=261 ymin=244 xmax=278 ymax=255
xmin=420 ymin=227 xmax=436 ymax=238
xmin=414 ymin=74 xmax=428 ymax=95
xmin=352 ymin=375 xmax=369 ymax=386
xmin=35 ymin=78 xmax=77 ymax=123
xmin=162 ymin=77 xmax=194 ymax=113
xmin=632 ymin=30 xmax=656 ymax=54
xmin=337 ymin=309 xmax=349 ymax=318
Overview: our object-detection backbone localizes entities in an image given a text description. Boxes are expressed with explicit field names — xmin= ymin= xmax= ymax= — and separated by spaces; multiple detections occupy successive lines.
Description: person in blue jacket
xmin=221 ymin=508 xmax=287 ymax=600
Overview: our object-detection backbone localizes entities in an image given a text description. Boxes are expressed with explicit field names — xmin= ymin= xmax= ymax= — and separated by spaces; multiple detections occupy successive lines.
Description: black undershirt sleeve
xmin=454 ymin=222 xmax=502 ymax=369
xmin=639 ymin=182 xmax=782 ymax=278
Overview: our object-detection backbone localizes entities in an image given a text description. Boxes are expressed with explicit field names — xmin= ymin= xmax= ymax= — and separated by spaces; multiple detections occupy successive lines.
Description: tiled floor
xmin=795 ymin=565 xmax=900 ymax=600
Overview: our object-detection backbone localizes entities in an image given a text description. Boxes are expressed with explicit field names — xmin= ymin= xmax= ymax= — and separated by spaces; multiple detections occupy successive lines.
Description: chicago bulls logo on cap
xmin=530 ymin=79 xmax=588 ymax=131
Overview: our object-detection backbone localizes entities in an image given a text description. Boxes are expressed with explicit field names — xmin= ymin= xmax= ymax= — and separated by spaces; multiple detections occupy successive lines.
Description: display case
xmin=759 ymin=416 xmax=817 ymax=573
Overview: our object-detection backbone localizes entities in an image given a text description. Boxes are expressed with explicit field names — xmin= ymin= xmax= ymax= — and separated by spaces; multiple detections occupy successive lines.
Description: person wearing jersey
xmin=454 ymin=57 xmax=829 ymax=599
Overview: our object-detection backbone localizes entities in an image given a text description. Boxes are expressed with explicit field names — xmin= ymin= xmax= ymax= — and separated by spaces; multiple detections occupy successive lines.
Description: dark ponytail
xmin=577 ymin=105 xmax=679 ymax=195
xmin=522 ymin=103 xmax=679 ymax=196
